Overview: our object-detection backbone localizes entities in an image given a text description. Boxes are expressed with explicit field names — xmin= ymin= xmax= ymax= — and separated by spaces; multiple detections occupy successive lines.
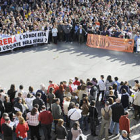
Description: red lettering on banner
xmin=0 ymin=37 xmax=17 ymax=46
xmin=13 ymin=37 xmax=17 ymax=42
xmin=3 ymin=39 xmax=8 ymax=45
xmin=8 ymin=38 xmax=12 ymax=44
xmin=0 ymin=40 xmax=3 ymax=46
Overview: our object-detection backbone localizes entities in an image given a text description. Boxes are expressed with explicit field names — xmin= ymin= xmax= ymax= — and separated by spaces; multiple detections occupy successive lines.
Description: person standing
xmin=119 ymin=111 xmax=130 ymax=137
xmin=38 ymin=105 xmax=53 ymax=140
xmin=48 ymin=87 xmax=55 ymax=110
xmin=63 ymin=97 xmax=71 ymax=128
xmin=47 ymin=80 xmax=59 ymax=94
xmin=51 ymin=98 xmax=62 ymax=127
xmin=89 ymin=83 xmax=98 ymax=101
xmin=109 ymin=98 xmax=124 ymax=135
xmin=133 ymin=87 xmax=140 ymax=119
xmin=45 ymin=23 xmax=52 ymax=44
xmin=89 ymin=100 xmax=98 ymax=136
xmin=77 ymin=25 xmax=86 ymax=44
xmin=81 ymin=98 xmax=89 ymax=131
xmin=36 ymin=84 xmax=47 ymax=106
xmin=105 ymin=75 xmax=114 ymax=96
xmin=26 ymin=107 xmax=40 ymax=140
xmin=16 ymin=117 xmax=29 ymax=140
xmin=52 ymin=25 xmax=58 ymax=44
xmin=99 ymin=101 xmax=112 ymax=140
xmin=97 ymin=75 xmax=106 ymax=102
xmin=15 ymin=85 xmax=27 ymax=99
xmin=33 ymin=93 xmax=44 ymax=111
xmin=58 ymin=82 xmax=64 ymax=107
xmin=7 ymin=84 xmax=17 ymax=104
xmin=121 ymin=89 xmax=129 ymax=110
xmin=114 ymin=77 xmax=120 ymax=90
xmin=2 ymin=117 xmax=13 ymax=140
xmin=68 ymin=103 xmax=82 ymax=128
xmin=13 ymin=97 xmax=23 ymax=114
xmin=71 ymin=122 xmax=82 ymax=140
xmin=56 ymin=119 xmax=68 ymax=140
xmin=62 ymin=22 xmax=72 ymax=43
xmin=58 ymin=21 xmax=64 ymax=42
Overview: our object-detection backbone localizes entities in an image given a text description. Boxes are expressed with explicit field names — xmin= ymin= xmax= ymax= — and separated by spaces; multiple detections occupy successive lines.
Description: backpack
xmin=103 ymin=108 xmax=110 ymax=120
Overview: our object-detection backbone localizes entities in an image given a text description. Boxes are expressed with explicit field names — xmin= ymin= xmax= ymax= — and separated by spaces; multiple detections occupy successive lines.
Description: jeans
xmin=81 ymin=116 xmax=88 ymax=131
xmin=41 ymin=124 xmax=52 ymax=140
xmin=23 ymin=138 xmax=27 ymax=140
xmin=110 ymin=120 xmax=119 ymax=134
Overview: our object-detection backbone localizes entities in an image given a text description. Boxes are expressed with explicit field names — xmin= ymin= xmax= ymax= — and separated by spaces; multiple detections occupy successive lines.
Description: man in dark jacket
xmin=121 ymin=89 xmax=129 ymax=109
xmin=33 ymin=93 xmax=44 ymax=111
xmin=36 ymin=84 xmax=47 ymax=106
xmin=13 ymin=97 xmax=23 ymax=113
xmin=44 ymin=23 xmax=52 ymax=44
xmin=52 ymin=98 xmax=62 ymax=128
xmin=109 ymin=98 xmax=124 ymax=135
xmin=2 ymin=117 xmax=13 ymax=140
xmin=89 ymin=100 xmax=98 ymax=136
xmin=77 ymin=25 xmax=86 ymax=44
xmin=62 ymin=22 xmax=72 ymax=42
xmin=58 ymin=21 xmax=64 ymax=41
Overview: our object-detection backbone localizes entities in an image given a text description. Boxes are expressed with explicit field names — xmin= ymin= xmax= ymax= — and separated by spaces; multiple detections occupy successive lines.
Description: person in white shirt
xmin=68 ymin=103 xmax=82 ymax=128
xmin=97 ymin=75 xmax=106 ymax=102
xmin=25 ymin=93 xmax=36 ymax=111
xmin=63 ymin=97 xmax=71 ymax=127
xmin=52 ymin=25 xmax=58 ymax=44
xmin=15 ymin=85 xmax=27 ymax=99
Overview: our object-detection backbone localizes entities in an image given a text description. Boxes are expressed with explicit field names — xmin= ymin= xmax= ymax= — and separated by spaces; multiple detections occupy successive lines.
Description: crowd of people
xmin=0 ymin=75 xmax=140 ymax=140
xmin=0 ymin=0 xmax=140 ymax=51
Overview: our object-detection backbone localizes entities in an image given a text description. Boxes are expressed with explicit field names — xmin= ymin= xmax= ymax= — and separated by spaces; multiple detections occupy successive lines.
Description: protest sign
xmin=87 ymin=34 xmax=134 ymax=53
xmin=0 ymin=31 xmax=48 ymax=52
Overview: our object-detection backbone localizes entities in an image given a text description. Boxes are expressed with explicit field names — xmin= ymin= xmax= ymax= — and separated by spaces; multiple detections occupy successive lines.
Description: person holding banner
xmin=134 ymin=32 xmax=140 ymax=53
xmin=52 ymin=25 xmax=58 ymax=44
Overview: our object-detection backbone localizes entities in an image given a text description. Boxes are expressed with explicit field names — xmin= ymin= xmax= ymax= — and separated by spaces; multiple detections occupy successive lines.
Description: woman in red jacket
xmin=16 ymin=116 xmax=29 ymax=140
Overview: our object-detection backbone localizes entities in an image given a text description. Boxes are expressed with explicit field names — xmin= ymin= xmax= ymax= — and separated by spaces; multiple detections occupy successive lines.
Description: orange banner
xmin=86 ymin=34 xmax=134 ymax=53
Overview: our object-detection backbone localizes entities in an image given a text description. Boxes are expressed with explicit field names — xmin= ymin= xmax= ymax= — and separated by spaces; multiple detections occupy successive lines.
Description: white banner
xmin=137 ymin=39 xmax=140 ymax=52
xmin=0 ymin=31 xmax=48 ymax=52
